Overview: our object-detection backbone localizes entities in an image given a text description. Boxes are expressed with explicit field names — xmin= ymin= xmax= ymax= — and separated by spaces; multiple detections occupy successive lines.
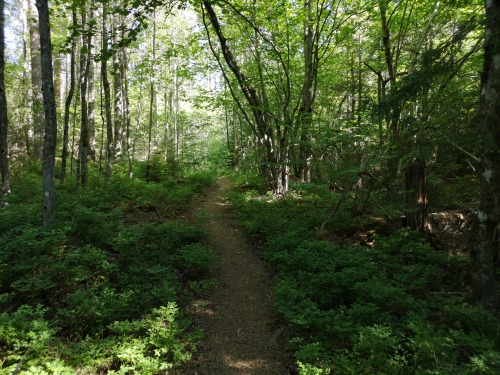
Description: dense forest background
xmin=0 ymin=0 xmax=498 ymax=373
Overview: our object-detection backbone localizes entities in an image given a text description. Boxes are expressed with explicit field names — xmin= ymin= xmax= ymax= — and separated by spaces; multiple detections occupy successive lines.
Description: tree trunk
xmin=163 ymin=90 xmax=169 ymax=161
xmin=166 ymin=78 xmax=175 ymax=162
xmin=70 ymin=74 xmax=80 ymax=178
xmin=173 ymin=64 xmax=179 ymax=159
xmin=233 ymin=108 xmax=239 ymax=171
xmin=0 ymin=0 xmax=10 ymax=199
xmin=133 ymin=83 xmax=142 ymax=167
xmin=297 ymin=0 xmax=315 ymax=183
xmin=378 ymin=0 xmax=402 ymax=173
xmin=21 ymin=0 xmax=31 ymax=157
xmin=78 ymin=12 xmax=92 ymax=188
xmin=122 ymin=48 xmax=133 ymax=178
xmin=53 ymin=51 xmax=62 ymax=106
xmin=36 ymin=0 xmax=57 ymax=227
xmin=469 ymin=0 xmax=500 ymax=309
xmin=98 ymin=71 xmax=105 ymax=182
xmin=202 ymin=1 xmax=288 ymax=194
xmin=404 ymin=160 xmax=427 ymax=232
xmin=60 ymin=9 xmax=77 ymax=183
xmin=147 ymin=12 xmax=157 ymax=172
xmin=87 ymin=57 xmax=96 ymax=161
xmin=29 ymin=0 xmax=44 ymax=159
xmin=101 ymin=4 xmax=113 ymax=183
xmin=113 ymin=10 xmax=124 ymax=161
xmin=147 ymin=80 xmax=154 ymax=167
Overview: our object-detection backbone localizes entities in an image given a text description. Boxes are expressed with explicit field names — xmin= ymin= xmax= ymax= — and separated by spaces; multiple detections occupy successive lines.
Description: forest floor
xmin=175 ymin=177 xmax=293 ymax=375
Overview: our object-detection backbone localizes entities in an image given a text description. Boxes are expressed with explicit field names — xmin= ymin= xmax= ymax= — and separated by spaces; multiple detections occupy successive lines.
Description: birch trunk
xmin=60 ymin=10 xmax=76 ymax=183
xmin=113 ymin=9 xmax=124 ymax=160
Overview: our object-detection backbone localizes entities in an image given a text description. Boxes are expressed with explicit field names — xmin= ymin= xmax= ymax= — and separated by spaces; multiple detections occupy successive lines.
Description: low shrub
xmin=176 ymin=243 xmax=218 ymax=277
xmin=0 ymin=225 xmax=66 ymax=306
xmin=227 ymin=186 xmax=500 ymax=375
xmin=0 ymin=167 xmax=217 ymax=374
xmin=0 ymin=303 xmax=194 ymax=374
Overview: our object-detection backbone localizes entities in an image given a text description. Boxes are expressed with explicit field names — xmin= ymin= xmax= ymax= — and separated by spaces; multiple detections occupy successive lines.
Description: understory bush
xmin=0 ymin=168 xmax=217 ymax=373
xmin=228 ymin=185 xmax=499 ymax=375
xmin=0 ymin=303 xmax=195 ymax=374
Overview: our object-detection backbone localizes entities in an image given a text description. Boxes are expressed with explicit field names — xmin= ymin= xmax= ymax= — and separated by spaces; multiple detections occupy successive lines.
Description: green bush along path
xmin=0 ymin=172 xmax=220 ymax=374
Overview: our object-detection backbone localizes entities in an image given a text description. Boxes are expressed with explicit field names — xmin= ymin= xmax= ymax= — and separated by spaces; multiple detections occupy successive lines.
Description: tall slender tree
xmin=202 ymin=1 xmax=290 ymax=194
xmin=101 ymin=3 xmax=114 ymax=182
xmin=173 ymin=63 xmax=179 ymax=159
xmin=29 ymin=0 xmax=44 ymax=159
xmin=36 ymin=0 xmax=57 ymax=226
xmin=147 ymin=11 xmax=157 ymax=170
xmin=469 ymin=0 xmax=500 ymax=309
xmin=296 ymin=0 xmax=316 ymax=182
xmin=61 ymin=9 xmax=77 ymax=183
xmin=0 ymin=0 xmax=9 ymax=199
xmin=21 ymin=0 xmax=31 ymax=155
xmin=88 ymin=55 xmax=96 ymax=161
xmin=77 ymin=10 xmax=92 ymax=188
xmin=113 ymin=7 xmax=125 ymax=161
xmin=122 ymin=48 xmax=133 ymax=177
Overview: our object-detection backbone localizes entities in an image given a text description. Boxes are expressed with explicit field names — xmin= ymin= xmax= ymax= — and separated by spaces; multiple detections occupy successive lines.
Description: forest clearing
xmin=0 ymin=0 xmax=499 ymax=374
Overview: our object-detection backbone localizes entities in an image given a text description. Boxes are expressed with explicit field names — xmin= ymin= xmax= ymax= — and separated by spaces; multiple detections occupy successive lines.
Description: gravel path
xmin=179 ymin=177 xmax=291 ymax=375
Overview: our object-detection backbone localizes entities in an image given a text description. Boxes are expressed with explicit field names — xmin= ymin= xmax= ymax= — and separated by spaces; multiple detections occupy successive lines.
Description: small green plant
xmin=0 ymin=305 xmax=59 ymax=373
xmin=176 ymin=243 xmax=218 ymax=276
xmin=188 ymin=279 xmax=217 ymax=295
xmin=105 ymin=303 xmax=193 ymax=374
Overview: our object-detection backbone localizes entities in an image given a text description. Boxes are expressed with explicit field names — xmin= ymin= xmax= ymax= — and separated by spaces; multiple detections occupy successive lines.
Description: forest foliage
xmin=0 ymin=0 xmax=499 ymax=373
xmin=227 ymin=177 xmax=499 ymax=374
xmin=0 ymin=166 xmax=217 ymax=373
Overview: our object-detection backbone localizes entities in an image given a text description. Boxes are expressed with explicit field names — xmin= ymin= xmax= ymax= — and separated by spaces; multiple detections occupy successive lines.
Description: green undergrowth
xmin=0 ymin=166 xmax=218 ymax=374
xmin=227 ymin=178 xmax=499 ymax=375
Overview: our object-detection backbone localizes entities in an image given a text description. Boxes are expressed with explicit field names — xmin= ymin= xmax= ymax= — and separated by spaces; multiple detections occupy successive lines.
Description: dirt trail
xmin=181 ymin=177 xmax=291 ymax=375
